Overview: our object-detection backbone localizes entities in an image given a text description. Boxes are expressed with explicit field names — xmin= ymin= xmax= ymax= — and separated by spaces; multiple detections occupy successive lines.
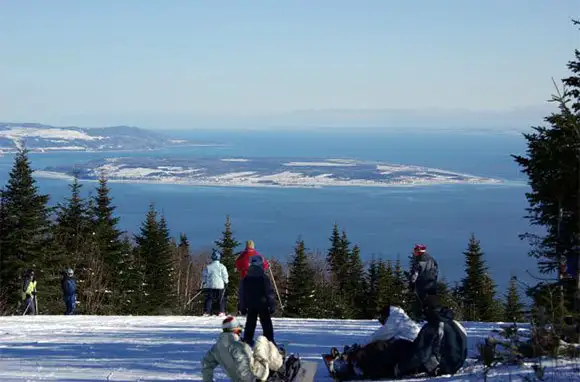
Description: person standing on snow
xmin=202 ymin=249 xmax=229 ymax=316
xmin=235 ymin=240 xmax=270 ymax=279
xmin=409 ymin=244 xmax=438 ymax=318
xmin=21 ymin=269 xmax=37 ymax=315
xmin=240 ymin=255 xmax=277 ymax=346
xmin=201 ymin=316 xmax=283 ymax=382
xmin=61 ymin=268 xmax=77 ymax=315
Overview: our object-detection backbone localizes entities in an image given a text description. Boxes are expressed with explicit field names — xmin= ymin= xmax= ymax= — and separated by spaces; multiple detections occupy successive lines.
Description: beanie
xmin=211 ymin=249 xmax=221 ymax=261
xmin=250 ymin=255 xmax=264 ymax=269
xmin=222 ymin=316 xmax=243 ymax=331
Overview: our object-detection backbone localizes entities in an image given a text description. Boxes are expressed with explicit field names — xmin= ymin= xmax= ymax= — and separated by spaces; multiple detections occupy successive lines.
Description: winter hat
xmin=250 ymin=255 xmax=264 ymax=269
xmin=65 ymin=268 xmax=74 ymax=277
xmin=413 ymin=244 xmax=427 ymax=256
xmin=246 ymin=240 xmax=255 ymax=249
xmin=211 ymin=249 xmax=221 ymax=261
xmin=222 ymin=316 xmax=243 ymax=331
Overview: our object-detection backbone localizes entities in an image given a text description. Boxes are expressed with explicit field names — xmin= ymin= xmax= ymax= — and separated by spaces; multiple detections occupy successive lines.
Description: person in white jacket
xmin=202 ymin=316 xmax=283 ymax=382
xmin=330 ymin=305 xmax=421 ymax=380
xmin=202 ymin=249 xmax=229 ymax=316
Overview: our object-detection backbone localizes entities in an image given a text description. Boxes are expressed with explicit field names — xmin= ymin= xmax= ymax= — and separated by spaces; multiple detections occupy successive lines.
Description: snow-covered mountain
xmin=0 ymin=316 xmax=576 ymax=381
xmin=0 ymin=123 xmax=203 ymax=153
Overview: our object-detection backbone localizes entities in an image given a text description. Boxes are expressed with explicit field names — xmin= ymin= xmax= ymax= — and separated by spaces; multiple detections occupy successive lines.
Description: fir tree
xmin=346 ymin=245 xmax=367 ymax=318
xmin=375 ymin=260 xmax=395 ymax=312
xmin=0 ymin=148 xmax=52 ymax=311
xmin=214 ymin=215 xmax=240 ymax=313
xmin=134 ymin=204 xmax=175 ymax=314
xmin=285 ymin=239 xmax=316 ymax=317
xmin=504 ymin=276 xmax=526 ymax=322
xmin=365 ymin=257 xmax=380 ymax=317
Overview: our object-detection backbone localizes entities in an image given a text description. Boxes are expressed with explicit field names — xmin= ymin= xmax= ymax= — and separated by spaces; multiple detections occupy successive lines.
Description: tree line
xmin=0 ymin=149 xmax=523 ymax=321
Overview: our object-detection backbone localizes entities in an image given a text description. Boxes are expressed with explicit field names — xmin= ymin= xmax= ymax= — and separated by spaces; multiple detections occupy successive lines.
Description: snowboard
xmin=294 ymin=360 xmax=318 ymax=382
xmin=321 ymin=353 xmax=372 ymax=381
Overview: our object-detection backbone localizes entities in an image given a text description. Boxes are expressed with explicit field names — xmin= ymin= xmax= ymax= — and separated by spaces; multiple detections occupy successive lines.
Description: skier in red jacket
xmin=235 ymin=240 xmax=269 ymax=279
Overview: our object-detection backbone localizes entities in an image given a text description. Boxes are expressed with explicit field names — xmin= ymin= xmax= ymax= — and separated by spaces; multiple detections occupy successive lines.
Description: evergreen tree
xmin=375 ymin=260 xmax=395 ymax=312
xmin=512 ymin=19 xmax=580 ymax=315
xmin=504 ymin=276 xmax=526 ymax=322
xmin=133 ymin=204 xmax=175 ymax=314
xmin=460 ymin=234 xmax=500 ymax=321
xmin=214 ymin=215 xmax=240 ymax=313
xmin=392 ymin=257 xmax=409 ymax=310
xmin=365 ymin=258 xmax=380 ymax=318
xmin=345 ymin=244 xmax=367 ymax=318
xmin=0 ymin=148 xmax=52 ymax=312
xmin=175 ymin=233 xmax=192 ymax=312
xmin=437 ymin=278 xmax=461 ymax=318
xmin=91 ymin=173 xmax=128 ymax=311
xmin=285 ymin=239 xmax=316 ymax=317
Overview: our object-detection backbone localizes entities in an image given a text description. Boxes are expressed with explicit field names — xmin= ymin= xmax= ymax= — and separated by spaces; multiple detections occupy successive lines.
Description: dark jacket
xmin=397 ymin=307 xmax=467 ymax=377
xmin=61 ymin=275 xmax=76 ymax=297
xmin=240 ymin=265 xmax=276 ymax=313
xmin=410 ymin=253 xmax=438 ymax=298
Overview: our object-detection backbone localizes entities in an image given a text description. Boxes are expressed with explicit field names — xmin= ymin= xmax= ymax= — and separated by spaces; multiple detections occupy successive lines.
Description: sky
xmin=0 ymin=0 xmax=579 ymax=130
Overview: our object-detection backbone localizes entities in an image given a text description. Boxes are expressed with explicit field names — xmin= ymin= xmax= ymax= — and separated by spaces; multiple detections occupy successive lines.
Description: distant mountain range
xmin=0 ymin=123 xmax=209 ymax=153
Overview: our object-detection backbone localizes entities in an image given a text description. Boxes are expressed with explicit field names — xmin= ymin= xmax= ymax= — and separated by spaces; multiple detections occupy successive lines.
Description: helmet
xmin=211 ymin=249 xmax=221 ymax=261
xmin=65 ymin=268 xmax=74 ymax=277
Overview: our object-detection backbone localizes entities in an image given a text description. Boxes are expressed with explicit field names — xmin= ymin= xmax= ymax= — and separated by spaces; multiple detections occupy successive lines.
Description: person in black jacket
xmin=409 ymin=244 xmax=438 ymax=319
xmin=394 ymin=295 xmax=468 ymax=378
xmin=240 ymin=255 xmax=276 ymax=346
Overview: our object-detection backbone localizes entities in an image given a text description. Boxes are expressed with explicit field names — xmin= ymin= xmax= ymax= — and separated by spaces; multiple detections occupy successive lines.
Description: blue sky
xmin=0 ymin=0 xmax=578 ymax=129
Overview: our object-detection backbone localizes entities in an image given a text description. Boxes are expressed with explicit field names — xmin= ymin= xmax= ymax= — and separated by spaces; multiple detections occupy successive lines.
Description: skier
xmin=202 ymin=249 xmax=229 ymax=316
xmin=21 ymin=269 xmax=37 ymax=315
xmin=235 ymin=240 xmax=269 ymax=279
xmin=201 ymin=316 xmax=283 ymax=382
xmin=240 ymin=255 xmax=276 ymax=346
xmin=327 ymin=304 xmax=421 ymax=380
xmin=394 ymin=295 xmax=468 ymax=378
xmin=61 ymin=268 xmax=76 ymax=315
xmin=409 ymin=244 xmax=439 ymax=318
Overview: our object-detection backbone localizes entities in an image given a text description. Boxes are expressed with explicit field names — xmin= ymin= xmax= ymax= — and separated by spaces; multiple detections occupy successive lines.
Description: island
xmin=38 ymin=156 xmax=504 ymax=188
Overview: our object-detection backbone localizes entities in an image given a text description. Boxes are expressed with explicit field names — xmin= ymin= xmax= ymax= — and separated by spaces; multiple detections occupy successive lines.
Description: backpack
xmin=267 ymin=354 xmax=302 ymax=382
xmin=440 ymin=318 xmax=468 ymax=375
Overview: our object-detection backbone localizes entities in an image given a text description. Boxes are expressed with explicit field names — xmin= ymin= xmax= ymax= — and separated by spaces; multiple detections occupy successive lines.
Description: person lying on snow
xmin=328 ymin=304 xmax=421 ymax=380
xmin=202 ymin=316 xmax=283 ymax=382
xmin=393 ymin=294 xmax=468 ymax=379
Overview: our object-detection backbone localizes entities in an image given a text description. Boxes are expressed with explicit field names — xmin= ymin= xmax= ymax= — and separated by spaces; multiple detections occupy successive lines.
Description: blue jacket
xmin=61 ymin=276 xmax=76 ymax=297
xmin=240 ymin=265 xmax=276 ymax=313
xmin=202 ymin=260 xmax=229 ymax=290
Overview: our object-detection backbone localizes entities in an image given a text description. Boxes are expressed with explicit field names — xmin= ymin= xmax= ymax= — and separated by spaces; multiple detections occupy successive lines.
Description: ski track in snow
xmin=0 ymin=316 xmax=578 ymax=381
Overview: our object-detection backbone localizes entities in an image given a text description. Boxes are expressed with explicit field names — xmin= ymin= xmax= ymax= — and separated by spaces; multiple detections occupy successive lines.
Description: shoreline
xmin=34 ymin=170 xmax=524 ymax=190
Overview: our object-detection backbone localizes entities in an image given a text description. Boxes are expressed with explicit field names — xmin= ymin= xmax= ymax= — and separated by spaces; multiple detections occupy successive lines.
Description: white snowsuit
xmin=363 ymin=306 xmax=421 ymax=345
xmin=202 ymin=332 xmax=283 ymax=382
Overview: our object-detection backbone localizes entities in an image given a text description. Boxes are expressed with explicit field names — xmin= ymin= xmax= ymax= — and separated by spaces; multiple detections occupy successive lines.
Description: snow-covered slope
xmin=0 ymin=316 xmax=577 ymax=381
xmin=0 ymin=123 xmax=202 ymax=152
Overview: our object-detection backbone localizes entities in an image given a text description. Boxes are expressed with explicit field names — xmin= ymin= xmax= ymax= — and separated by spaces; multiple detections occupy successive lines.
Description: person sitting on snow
xmin=329 ymin=304 xmax=421 ymax=380
xmin=240 ymin=255 xmax=277 ymax=346
xmin=394 ymin=295 xmax=468 ymax=378
xmin=201 ymin=316 xmax=283 ymax=382
xmin=202 ymin=249 xmax=229 ymax=317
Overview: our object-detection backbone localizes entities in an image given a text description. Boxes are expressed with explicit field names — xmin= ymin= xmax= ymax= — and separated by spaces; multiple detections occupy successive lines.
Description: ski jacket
xmin=363 ymin=306 xmax=421 ymax=345
xmin=202 ymin=260 xmax=229 ymax=290
xmin=410 ymin=253 xmax=439 ymax=298
xmin=61 ymin=276 xmax=76 ymax=297
xmin=21 ymin=276 xmax=37 ymax=300
xmin=235 ymin=248 xmax=269 ymax=279
xmin=239 ymin=265 xmax=277 ymax=314
xmin=397 ymin=307 xmax=467 ymax=377
xmin=201 ymin=333 xmax=282 ymax=382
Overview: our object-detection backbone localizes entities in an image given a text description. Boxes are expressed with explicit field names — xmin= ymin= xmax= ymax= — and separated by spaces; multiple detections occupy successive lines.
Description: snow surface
xmin=0 ymin=316 xmax=577 ymax=381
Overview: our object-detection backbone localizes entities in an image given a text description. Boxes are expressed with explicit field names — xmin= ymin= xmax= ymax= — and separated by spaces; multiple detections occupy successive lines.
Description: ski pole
xmin=268 ymin=266 xmax=284 ymax=311
xmin=186 ymin=289 xmax=203 ymax=306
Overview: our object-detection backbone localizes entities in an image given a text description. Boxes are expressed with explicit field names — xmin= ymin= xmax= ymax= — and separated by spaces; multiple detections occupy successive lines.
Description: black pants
xmin=351 ymin=338 xmax=414 ymax=379
xmin=204 ymin=289 xmax=225 ymax=314
xmin=243 ymin=307 xmax=274 ymax=345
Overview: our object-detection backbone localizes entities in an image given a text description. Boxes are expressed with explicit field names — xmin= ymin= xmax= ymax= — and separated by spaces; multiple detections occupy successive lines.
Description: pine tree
xmin=346 ymin=245 xmax=367 ymax=318
xmin=0 ymin=148 xmax=52 ymax=312
xmin=392 ymin=257 xmax=408 ymax=310
xmin=376 ymin=260 xmax=395 ymax=312
xmin=504 ymin=276 xmax=525 ymax=322
xmin=175 ymin=233 xmax=192 ymax=312
xmin=133 ymin=204 xmax=175 ymax=314
xmin=285 ymin=239 xmax=316 ymax=317
xmin=365 ymin=257 xmax=380 ymax=317
xmin=214 ymin=215 xmax=240 ymax=313
xmin=437 ymin=278 xmax=461 ymax=318
xmin=460 ymin=233 xmax=500 ymax=321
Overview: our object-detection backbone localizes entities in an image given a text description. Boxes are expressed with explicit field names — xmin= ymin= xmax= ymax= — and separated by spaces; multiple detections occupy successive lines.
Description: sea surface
xmin=0 ymin=128 xmax=542 ymax=291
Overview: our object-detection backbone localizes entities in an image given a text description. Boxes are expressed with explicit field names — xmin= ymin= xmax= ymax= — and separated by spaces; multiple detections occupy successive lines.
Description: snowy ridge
xmin=39 ymin=156 xmax=510 ymax=189
xmin=0 ymin=123 xmax=206 ymax=152
xmin=0 ymin=316 xmax=577 ymax=381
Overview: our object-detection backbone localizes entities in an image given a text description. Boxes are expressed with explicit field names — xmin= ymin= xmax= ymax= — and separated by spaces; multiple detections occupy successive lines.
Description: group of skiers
xmin=201 ymin=243 xmax=467 ymax=381
xmin=21 ymin=268 xmax=76 ymax=316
